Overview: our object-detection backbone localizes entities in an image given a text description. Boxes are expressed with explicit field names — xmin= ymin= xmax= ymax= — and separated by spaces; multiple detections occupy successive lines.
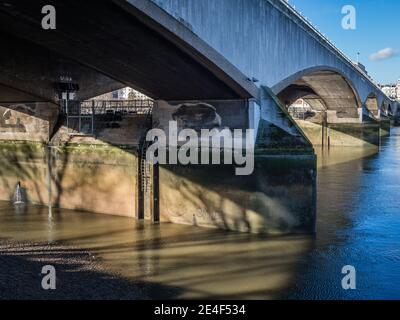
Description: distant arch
xmin=381 ymin=100 xmax=393 ymax=116
xmin=388 ymin=103 xmax=393 ymax=115
xmin=365 ymin=93 xmax=379 ymax=117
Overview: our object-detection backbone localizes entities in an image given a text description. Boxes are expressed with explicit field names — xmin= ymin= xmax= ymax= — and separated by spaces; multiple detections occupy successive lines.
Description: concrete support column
xmin=0 ymin=102 xmax=60 ymax=143
xmin=248 ymin=98 xmax=261 ymax=144
xmin=152 ymin=92 xmax=316 ymax=234
xmin=296 ymin=107 xmax=380 ymax=148
xmin=358 ymin=107 xmax=363 ymax=123
xmin=379 ymin=114 xmax=391 ymax=137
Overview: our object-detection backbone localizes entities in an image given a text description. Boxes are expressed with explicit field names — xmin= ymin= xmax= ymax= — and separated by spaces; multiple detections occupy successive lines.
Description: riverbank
xmin=0 ymin=239 xmax=147 ymax=299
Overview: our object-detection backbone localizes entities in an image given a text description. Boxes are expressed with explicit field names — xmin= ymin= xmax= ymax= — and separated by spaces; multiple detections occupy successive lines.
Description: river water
xmin=0 ymin=129 xmax=399 ymax=299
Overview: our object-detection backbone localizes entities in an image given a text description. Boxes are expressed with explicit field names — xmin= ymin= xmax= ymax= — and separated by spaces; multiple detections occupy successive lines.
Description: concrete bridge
xmin=0 ymin=0 xmax=398 ymax=143
xmin=136 ymin=0 xmax=399 ymax=146
xmin=0 ymin=0 xmax=398 ymax=234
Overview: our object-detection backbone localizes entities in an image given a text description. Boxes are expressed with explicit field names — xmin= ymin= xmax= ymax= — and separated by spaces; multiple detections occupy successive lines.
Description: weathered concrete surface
xmin=296 ymin=121 xmax=325 ymax=147
xmin=0 ymin=102 xmax=59 ymax=142
xmin=48 ymin=145 xmax=139 ymax=217
xmin=152 ymin=95 xmax=316 ymax=234
xmin=159 ymin=156 xmax=316 ymax=235
xmin=0 ymin=108 xmax=150 ymax=217
xmin=0 ymin=142 xmax=139 ymax=218
xmin=380 ymin=117 xmax=391 ymax=137
xmin=0 ymin=0 xmax=392 ymax=108
xmin=256 ymin=87 xmax=313 ymax=153
xmin=3 ymin=0 xmax=394 ymax=235
xmin=296 ymin=120 xmax=381 ymax=147
xmin=0 ymin=0 xmax=395 ymax=156
xmin=0 ymin=94 xmax=317 ymax=233
xmin=0 ymin=84 xmax=42 ymax=103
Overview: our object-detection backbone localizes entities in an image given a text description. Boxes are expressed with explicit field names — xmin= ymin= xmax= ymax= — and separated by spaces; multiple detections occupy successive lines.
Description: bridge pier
xmin=390 ymin=105 xmax=400 ymax=127
xmin=158 ymin=155 xmax=316 ymax=234
xmin=0 ymin=94 xmax=153 ymax=219
xmin=380 ymin=114 xmax=391 ymax=137
xmin=0 ymin=85 xmax=317 ymax=235
xmin=152 ymin=88 xmax=316 ymax=234
xmin=293 ymin=107 xmax=380 ymax=148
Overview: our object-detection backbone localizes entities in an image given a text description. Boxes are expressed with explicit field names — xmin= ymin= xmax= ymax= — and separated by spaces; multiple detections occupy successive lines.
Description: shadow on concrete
xmin=158 ymin=155 xmax=315 ymax=235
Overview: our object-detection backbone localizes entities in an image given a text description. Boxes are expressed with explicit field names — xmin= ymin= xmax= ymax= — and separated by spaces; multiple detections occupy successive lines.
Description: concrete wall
xmin=297 ymin=120 xmax=380 ymax=147
xmin=0 ymin=96 xmax=317 ymax=234
xmin=296 ymin=121 xmax=324 ymax=147
xmin=152 ymin=95 xmax=316 ymax=234
xmin=0 ymin=103 xmax=146 ymax=218
xmin=159 ymin=155 xmax=316 ymax=234
xmin=380 ymin=118 xmax=391 ymax=136
xmin=0 ymin=102 xmax=59 ymax=142
xmin=0 ymin=142 xmax=139 ymax=217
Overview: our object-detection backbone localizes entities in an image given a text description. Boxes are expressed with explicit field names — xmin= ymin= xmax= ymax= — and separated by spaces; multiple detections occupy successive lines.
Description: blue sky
xmin=289 ymin=0 xmax=400 ymax=84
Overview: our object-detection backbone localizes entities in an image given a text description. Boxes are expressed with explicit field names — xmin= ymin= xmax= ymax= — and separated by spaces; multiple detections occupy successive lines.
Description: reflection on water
xmin=0 ymin=203 xmax=312 ymax=299
xmin=1 ymin=128 xmax=400 ymax=299
xmin=288 ymin=128 xmax=400 ymax=299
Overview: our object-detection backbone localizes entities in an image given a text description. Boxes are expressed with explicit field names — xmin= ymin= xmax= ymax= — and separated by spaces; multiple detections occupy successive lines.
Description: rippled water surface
xmin=1 ymin=128 xmax=400 ymax=299
xmin=288 ymin=128 xmax=400 ymax=299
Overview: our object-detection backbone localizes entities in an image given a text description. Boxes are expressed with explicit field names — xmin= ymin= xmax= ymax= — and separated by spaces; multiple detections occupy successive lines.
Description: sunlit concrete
xmin=0 ymin=32 xmax=124 ymax=102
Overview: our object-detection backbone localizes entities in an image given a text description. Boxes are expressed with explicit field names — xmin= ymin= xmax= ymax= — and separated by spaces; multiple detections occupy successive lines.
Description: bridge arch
xmin=365 ymin=93 xmax=379 ymax=117
xmin=381 ymin=100 xmax=388 ymax=115
xmin=388 ymin=103 xmax=393 ymax=115
xmin=276 ymin=66 xmax=362 ymax=120
xmin=381 ymin=100 xmax=393 ymax=116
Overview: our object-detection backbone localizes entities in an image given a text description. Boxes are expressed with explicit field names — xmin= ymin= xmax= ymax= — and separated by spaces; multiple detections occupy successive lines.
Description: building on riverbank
xmin=380 ymin=80 xmax=400 ymax=101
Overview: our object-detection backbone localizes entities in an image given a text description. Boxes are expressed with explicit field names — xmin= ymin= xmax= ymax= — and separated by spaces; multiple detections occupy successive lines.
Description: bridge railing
xmin=64 ymin=99 xmax=154 ymax=135
xmin=80 ymin=99 xmax=153 ymax=115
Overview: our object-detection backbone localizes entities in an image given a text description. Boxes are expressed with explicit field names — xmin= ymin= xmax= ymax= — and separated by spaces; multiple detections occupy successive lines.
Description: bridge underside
xmin=0 ymin=0 xmax=253 ymax=102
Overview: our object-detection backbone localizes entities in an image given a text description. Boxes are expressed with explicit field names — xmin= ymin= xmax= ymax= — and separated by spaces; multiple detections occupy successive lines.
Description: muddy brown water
xmin=1 ymin=128 xmax=400 ymax=299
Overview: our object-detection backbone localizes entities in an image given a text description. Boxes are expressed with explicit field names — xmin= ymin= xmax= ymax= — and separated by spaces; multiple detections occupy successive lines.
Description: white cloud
xmin=369 ymin=48 xmax=399 ymax=61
